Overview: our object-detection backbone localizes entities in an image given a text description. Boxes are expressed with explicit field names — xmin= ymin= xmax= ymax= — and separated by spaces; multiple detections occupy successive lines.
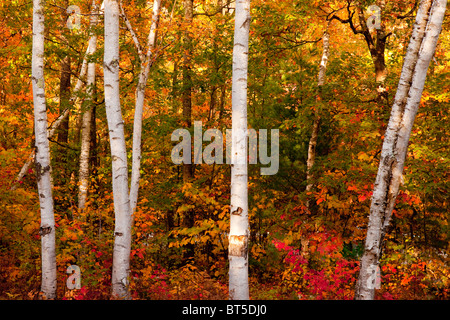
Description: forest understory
xmin=0 ymin=0 xmax=449 ymax=300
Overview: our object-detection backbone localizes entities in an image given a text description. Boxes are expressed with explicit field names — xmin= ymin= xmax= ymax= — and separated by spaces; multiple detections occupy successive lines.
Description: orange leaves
xmin=357 ymin=194 xmax=368 ymax=202
xmin=250 ymin=244 xmax=266 ymax=260
xmin=347 ymin=183 xmax=373 ymax=203
xmin=396 ymin=190 xmax=422 ymax=206
xmin=131 ymin=248 xmax=145 ymax=260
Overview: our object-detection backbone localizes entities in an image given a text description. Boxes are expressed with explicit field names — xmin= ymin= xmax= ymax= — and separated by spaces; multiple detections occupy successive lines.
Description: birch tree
xmin=78 ymin=0 xmax=99 ymax=211
xmin=229 ymin=0 xmax=250 ymax=300
xmin=32 ymin=0 xmax=57 ymax=299
xmin=355 ymin=0 xmax=447 ymax=300
xmin=105 ymin=0 xmax=162 ymax=298
xmin=104 ymin=0 xmax=132 ymax=299
xmin=12 ymin=41 xmax=93 ymax=191
xmin=129 ymin=0 xmax=161 ymax=215
xmin=306 ymin=22 xmax=330 ymax=200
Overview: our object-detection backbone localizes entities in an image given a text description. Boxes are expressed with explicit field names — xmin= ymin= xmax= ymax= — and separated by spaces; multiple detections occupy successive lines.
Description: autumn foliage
xmin=0 ymin=0 xmax=449 ymax=300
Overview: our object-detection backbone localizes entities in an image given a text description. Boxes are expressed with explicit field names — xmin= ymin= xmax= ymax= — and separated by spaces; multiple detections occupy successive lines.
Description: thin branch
xmin=119 ymin=0 xmax=144 ymax=61
xmin=48 ymin=138 xmax=78 ymax=151
xmin=329 ymin=10 xmax=363 ymax=35
xmin=397 ymin=0 xmax=419 ymax=19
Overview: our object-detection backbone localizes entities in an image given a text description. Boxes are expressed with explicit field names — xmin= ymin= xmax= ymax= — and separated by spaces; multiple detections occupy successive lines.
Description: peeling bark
xmin=229 ymin=235 xmax=248 ymax=257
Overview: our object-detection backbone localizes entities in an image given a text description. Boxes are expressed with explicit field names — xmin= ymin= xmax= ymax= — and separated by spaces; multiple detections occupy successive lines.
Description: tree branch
xmin=397 ymin=0 xmax=419 ymax=19
xmin=328 ymin=1 xmax=363 ymax=36
xmin=119 ymin=0 xmax=144 ymax=61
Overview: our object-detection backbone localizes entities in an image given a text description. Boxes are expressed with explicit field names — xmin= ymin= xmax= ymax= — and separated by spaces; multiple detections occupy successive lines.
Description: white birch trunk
xmin=355 ymin=0 xmax=446 ymax=300
xmin=78 ymin=0 xmax=99 ymax=211
xmin=229 ymin=0 xmax=250 ymax=300
xmin=32 ymin=0 xmax=57 ymax=299
xmin=306 ymin=24 xmax=330 ymax=195
xmin=104 ymin=0 xmax=132 ymax=299
xmin=11 ymin=42 xmax=92 ymax=191
xmin=129 ymin=0 xmax=161 ymax=215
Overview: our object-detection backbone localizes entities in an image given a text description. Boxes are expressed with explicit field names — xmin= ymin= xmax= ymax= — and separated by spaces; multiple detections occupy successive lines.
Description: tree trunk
xmin=331 ymin=2 xmax=389 ymax=104
xmin=104 ymin=0 xmax=132 ymax=299
xmin=180 ymin=0 xmax=195 ymax=262
xmin=78 ymin=0 xmax=99 ymax=211
xmin=355 ymin=0 xmax=446 ymax=300
xmin=58 ymin=55 xmax=71 ymax=145
xmin=32 ymin=0 xmax=57 ymax=299
xmin=356 ymin=1 xmax=389 ymax=104
xmin=11 ymin=40 xmax=93 ymax=191
xmin=306 ymin=23 xmax=330 ymax=197
xmin=182 ymin=0 xmax=194 ymax=181
xmin=58 ymin=0 xmax=71 ymax=146
xmin=129 ymin=0 xmax=161 ymax=215
xmin=89 ymin=97 xmax=98 ymax=171
xmin=229 ymin=0 xmax=250 ymax=300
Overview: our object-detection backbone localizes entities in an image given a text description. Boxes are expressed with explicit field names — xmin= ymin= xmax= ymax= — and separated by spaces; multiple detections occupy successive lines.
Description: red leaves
xmin=131 ymin=248 xmax=144 ymax=259
xmin=273 ymin=231 xmax=359 ymax=300
xmin=272 ymin=239 xmax=307 ymax=272
xmin=347 ymin=183 xmax=373 ymax=202
xmin=358 ymin=194 xmax=368 ymax=202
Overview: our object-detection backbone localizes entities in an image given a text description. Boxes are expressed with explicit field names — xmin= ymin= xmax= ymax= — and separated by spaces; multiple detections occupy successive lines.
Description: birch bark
xmin=129 ymin=0 xmax=161 ymax=215
xmin=104 ymin=0 xmax=132 ymax=299
xmin=32 ymin=0 xmax=57 ymax=299
xmin=78 ymin=0 xmax=99 ymax=211
xmin=355 ymin=0 xmax=446 ymax=300
xmin=58 ymin=55 xmax=70 ymax=145
xmin=229 ymin=0 xmax=250 ymax=300
xmin=306 ymin=23 xmax=330 ymax=197
xmin=12 ymin=41 xmax=93 ymax=191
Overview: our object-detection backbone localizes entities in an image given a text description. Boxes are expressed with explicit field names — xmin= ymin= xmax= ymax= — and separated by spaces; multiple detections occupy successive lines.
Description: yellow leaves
xmin=176 ymin=203 xmax=194 ymax=214
xmin=256 ymin=202 xmax=266 ymax=210
xmin=359 ymin=130 xmax=381 ymax=142
xmin=357 ymin=151 xmax=371 ymax=162
xmin=168 ymin=241 xmax=178 ymax=248
xmin=326 ymin=195 xmax=345 ymax=209
xmin=169 ymin=217 xmax=228 ymax=251
xmin=139 ymin=265 xmax=155 ymax=282
xmin=283 ymin=230 xmax=303 ymax=246
xmin=23 ymin=220 xmax=40 ymax=236
xmin=218 ymin=204 xmax=229 ymax=220
xmin=216 ymin=219 xmax=228 ymax=232
xmin=251 ymin=245 xmax=265 ymax=260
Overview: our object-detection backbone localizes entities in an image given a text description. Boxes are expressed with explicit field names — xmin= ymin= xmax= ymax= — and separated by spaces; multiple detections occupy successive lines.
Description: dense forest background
xmin=0 ymin=0 xmax=449 ymax=299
